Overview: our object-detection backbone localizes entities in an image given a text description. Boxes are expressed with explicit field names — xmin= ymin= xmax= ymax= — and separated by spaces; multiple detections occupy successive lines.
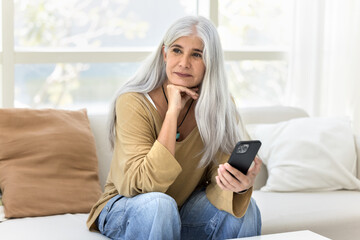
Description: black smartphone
xmin=228 ymin=140 xmax=262 ymax=175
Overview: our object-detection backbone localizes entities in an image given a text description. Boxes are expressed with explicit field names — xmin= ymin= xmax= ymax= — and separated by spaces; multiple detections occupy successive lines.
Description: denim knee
xmin=98 ymin=193 xmax=181 ymax=240
xmin=235 ymin=198 xmax=262 ymax=237
xmin=126 ymin=192 xmax=181 ymax=240
xmin=210 ymin=197 xmax=261 ymax=239
xmin=132 ymin=192 xmax=179 ymax=220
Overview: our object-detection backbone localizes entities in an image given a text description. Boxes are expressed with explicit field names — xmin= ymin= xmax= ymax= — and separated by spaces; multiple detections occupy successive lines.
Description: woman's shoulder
xmin=115 ymin=92 xmax=149 ymax=109
xmin=116 ymin=92 xmax=144 ymax=103
xmin=115 ymin=92 xmax=155 ymax=117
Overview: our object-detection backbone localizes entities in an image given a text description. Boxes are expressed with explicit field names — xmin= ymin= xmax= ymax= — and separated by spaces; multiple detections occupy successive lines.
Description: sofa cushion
xmin=247 ymin=117 xmax=360 ymax=192
xmin=0 ymin=108 xmax=102 ymax=218
xmin=0 ymin=213 xmax=109 ymax=240
xmin=253 ymin=190 xmax=360 ymax=240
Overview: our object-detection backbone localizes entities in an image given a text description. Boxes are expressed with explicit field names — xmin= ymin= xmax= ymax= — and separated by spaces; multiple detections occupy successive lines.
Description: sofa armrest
xmin=355 ymin=134 xmax=360 ymax=179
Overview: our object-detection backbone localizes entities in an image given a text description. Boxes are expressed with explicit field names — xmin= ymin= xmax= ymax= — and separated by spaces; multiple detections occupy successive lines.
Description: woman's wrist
xmin=165 ymin=108 xmax=180 ymax=119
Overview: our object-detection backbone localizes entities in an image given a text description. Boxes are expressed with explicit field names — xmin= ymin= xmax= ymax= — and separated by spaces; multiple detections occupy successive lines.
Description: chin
xmin=174 ymin=80 xmax=198 ymax=88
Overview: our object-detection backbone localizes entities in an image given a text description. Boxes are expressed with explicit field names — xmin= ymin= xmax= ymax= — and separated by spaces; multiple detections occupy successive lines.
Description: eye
xmin=192 ymin=52 xmax=202 ymax=58
xmin=172 ymin=48 xmax=182 ymax=54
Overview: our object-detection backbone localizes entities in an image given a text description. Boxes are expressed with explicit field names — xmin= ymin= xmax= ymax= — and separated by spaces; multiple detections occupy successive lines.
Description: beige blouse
xmin=87 ymin=92 xmax=252 ymax=231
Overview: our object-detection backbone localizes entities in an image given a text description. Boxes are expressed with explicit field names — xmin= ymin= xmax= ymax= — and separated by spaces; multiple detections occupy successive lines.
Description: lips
xmin=174 ymin=72 xmax=192 ymax=78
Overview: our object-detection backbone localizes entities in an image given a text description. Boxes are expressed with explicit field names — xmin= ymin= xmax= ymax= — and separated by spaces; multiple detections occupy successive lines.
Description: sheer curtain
xmin=286 ymin=0 xmax=360 ymax=132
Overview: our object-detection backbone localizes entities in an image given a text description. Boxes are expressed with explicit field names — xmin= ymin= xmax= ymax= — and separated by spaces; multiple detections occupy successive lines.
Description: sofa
xmin=0 ymin=106 xmax=359 ymax=240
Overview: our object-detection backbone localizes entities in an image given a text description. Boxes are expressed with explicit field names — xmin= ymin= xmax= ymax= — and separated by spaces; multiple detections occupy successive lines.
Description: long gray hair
xmin=109 ymin=16 xmax=242 ymax=167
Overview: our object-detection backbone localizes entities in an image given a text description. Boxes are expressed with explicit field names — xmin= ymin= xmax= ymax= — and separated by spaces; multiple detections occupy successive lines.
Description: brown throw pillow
xmin=0 ymin=108 xmax=102 ymax=218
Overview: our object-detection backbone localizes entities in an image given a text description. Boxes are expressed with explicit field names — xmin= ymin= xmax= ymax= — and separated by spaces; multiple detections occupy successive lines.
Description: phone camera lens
xmin=236 ymin=144 xmax=249 ymax=154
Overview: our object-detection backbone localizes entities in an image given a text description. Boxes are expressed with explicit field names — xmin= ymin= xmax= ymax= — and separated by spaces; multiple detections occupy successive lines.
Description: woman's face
xmin=163 ymin=35 xmax=206 ymax=88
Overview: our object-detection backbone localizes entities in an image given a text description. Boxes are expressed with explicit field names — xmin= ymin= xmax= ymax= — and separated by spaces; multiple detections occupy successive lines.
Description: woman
xmin=87 ymin=16 xmax=262 ymax=240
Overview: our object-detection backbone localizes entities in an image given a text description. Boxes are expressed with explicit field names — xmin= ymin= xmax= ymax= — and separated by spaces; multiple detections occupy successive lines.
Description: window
xmin=0 ymin=1 xmax=2 ymax=50
xmin=1 ymin=0 xmax=294 ymax=112
xmin=15 ymin=63 xmax=140 ymax=110
xmin=219 ymin=0 xmax=292 ymax=48
xmin=15 ymin=0 xmax=197 ymax=49
xmin=219 ymin=0 xmax=293 ymax=107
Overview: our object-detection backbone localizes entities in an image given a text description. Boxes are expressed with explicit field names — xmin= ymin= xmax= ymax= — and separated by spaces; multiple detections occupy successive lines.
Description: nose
xmin=179 ymin=55 xmax=191 ymax=68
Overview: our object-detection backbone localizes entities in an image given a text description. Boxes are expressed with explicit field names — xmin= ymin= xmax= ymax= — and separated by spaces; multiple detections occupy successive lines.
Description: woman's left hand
xmin=216 ymin=157 xmax=262 ymax=193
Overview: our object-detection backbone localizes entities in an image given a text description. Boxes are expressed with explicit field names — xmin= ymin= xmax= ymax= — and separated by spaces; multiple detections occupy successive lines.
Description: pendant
xmin=176 ymin=132 xmax=180 ymax=141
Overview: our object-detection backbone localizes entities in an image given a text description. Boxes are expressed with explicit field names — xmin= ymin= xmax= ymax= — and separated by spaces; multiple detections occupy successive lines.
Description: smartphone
xmin=228 ymin=140 xmax=262 ymax=175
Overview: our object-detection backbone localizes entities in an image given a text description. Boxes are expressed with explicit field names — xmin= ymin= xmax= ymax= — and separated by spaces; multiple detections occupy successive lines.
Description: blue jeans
xmin=97 ymin=188 xmax=261 ymax=240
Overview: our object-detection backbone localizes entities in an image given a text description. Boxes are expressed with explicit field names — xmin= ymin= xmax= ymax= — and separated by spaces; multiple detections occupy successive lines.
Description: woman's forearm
xmin=157 ymin=109 xmax=178 ymax=155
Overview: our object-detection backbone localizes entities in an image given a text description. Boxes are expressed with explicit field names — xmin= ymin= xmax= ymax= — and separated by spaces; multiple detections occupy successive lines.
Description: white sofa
xmin=1 ymin=106 xmax=359 ymax=240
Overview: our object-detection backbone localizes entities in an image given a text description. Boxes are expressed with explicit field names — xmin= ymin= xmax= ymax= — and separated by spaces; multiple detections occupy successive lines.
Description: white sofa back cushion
xmin=247 ymin=117 xmax=360 ymax=192
xmin=239 ymin=106 xmax=360 ymax=189
xmin=88 ymin=115 xmax=113 ymax=190
xmin=240 ymin=106 xmax=309 ymax=190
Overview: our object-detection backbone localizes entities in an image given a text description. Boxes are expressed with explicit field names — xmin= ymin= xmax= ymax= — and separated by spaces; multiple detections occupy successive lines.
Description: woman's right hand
xmin=157 ymin=83 xmax=199 ymax=155
xmin=165 ymin=84 xmax=199 ymax=116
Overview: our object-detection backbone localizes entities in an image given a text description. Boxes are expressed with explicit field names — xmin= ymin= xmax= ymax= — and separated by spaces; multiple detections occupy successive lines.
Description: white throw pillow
xmin=246 ymin=117 xmax=360 ymax=192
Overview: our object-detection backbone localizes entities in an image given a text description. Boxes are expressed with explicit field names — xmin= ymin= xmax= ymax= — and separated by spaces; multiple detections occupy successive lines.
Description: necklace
xmin=162 ymin=85 xmax=194 ymax=141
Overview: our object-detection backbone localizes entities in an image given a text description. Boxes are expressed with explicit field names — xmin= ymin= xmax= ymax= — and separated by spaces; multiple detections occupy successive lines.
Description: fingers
xmin=217 ymin=165 xmax=238 ymax=191
xmin=165 ymin=84 xmax=199 ymax=114
xmin=217 ymin=164 xmax=246 ymax=192
xmin=224 ymin=163 xmax=246 ymax=182
xmin=167 ymin=84 xmax=199 ymax=101
xmin=184 ymin=87 xmax=199 ymax=100
xmin=216 ymin=175 xmax=227 ymax=190
xmin=216 ymin=159 xmax=262 ymax=193
xmin=223 ymin=163 xmax=250 ymax=189
xmin=248 ymin=157 xmax=262 ymax=177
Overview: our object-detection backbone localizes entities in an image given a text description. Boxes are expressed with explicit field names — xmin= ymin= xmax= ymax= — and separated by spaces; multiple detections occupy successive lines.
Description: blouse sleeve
xmin=109 ymin=93 xmax=182 ymax=197
xmin=205 ymin=153 xmax=253 ymax=218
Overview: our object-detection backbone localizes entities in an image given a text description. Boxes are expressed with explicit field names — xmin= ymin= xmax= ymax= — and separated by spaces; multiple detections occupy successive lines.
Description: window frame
xmin=0 ymin=0 xmax=288 ymax=108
